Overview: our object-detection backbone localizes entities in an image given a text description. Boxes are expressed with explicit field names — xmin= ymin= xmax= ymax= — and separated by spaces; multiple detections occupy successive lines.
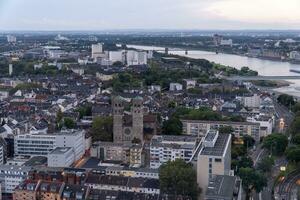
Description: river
xmin=128 ymin=44 xmax=300 ymax=97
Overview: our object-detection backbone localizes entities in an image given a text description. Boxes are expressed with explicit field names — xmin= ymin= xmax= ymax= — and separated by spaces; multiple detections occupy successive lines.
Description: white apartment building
xmin=181 ymin=119 xmax=261 ymax=141
xmin=149 ymin=135 xmax=197 ymax=169
xmin=126 ymin=50 xmax=147 ymax=66
xmin=14 ymin=130 xmax=85 ymax=161
xmin=197 ymin=130 xmax=232 ymax=195
xmin=109 ymin=51 xmax=125 ymax=63
xmin=7 ymin=35 xmax=17 ymax=43
xmin=169 ymin=83 xmax=183 ymax=91
xmin=247 ymin=115 xmax=274 ymax=137
xmin=242 ymin=94 xmax=261 ymax=108
xmin=91 ymin=43 xmax=104 ymax=59
xmin=0 ymin=165 xmax=31 ymax=193
xmin=47 ymin=147 xmax=75 ymax=167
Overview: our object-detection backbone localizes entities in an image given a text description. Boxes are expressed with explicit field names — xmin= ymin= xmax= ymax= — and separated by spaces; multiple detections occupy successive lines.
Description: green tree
xmin=243 ymin=135 xmax=255 ymax=149
xmin=159 ymin=159 xmax=200 ymax=200
xmin=219 ymin=126 xmax=234 ymax=134
xmin=277 ymin=94 xmax=295 ymax=108
xmin=262 ymin=133 xmax=288 ymax=156
xmin=90 ymin=116 xmax=113 ymax=142
xmin=238 ymin=167 xmax=267 ymax=197
xmin=64 ymin=117 xmax=75 ymax=129
xmin=162 ymin=118 xmax=183 ymax=135
xmin=292 ymin=134 xmax=300 ymax=145
xmin=237 ymin=156 xmax=254 ymax=170
xmin=257 ymin=157 xmax=274 ymax=172
xmin=285 ymin=146 xmax=300 ymax=163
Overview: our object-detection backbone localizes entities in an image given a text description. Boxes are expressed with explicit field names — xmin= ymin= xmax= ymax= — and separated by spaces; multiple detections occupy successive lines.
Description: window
xmin=215 ymin=158 xmax=222 ymax=162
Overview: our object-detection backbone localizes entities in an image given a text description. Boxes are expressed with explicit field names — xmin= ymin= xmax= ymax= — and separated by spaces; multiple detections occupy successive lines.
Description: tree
xmin=219 ymin=126 xmax=234 ymax=134
xmin=243 ymin=135 xmax=255 ymax=149
xmin=277 ymin=94 xmax=295 ymax=108
xmin=90 ymin=116 xmax=113 ymax=142
xmin=262 ymin=133 xmax=288 ymax=156
xmin=162 ymin=118 xmax=183 ymax=135
xmin=292 ymin=134 xmax=300 ymax=145
xmin=159 ymin=159 xmax=200 ymax=199
xmin=289 ymin=116 xmax=300 ymax=135
xmin=285 ymin=146 xmax=300 ymax=163
xmin=257 ymin=157 xmax=274 ymax=172
xmin=64 ymin=117 xmax=75 ymax=129
xmin=238 ymin=167 xmax=267 ymax=197
xmin=237 ymin=156 xmax=254 ymax=170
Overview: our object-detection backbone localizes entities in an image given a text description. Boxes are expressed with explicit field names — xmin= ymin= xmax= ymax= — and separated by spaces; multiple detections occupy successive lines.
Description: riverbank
xmin=127 ymin=43 xmax=300 ymax=65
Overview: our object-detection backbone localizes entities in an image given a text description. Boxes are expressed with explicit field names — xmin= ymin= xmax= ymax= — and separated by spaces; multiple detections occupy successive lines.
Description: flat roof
xmin=206 ymin=175 xmax=239 ymax=200
xmin=200 ymin=134 xmax=230 ymax=156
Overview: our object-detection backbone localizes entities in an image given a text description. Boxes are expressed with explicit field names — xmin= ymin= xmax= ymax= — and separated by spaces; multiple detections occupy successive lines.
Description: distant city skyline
xmin=0 ymin=0 xmax=300 ymax=30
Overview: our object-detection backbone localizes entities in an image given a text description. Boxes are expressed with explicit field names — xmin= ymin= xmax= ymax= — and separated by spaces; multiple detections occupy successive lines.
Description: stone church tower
xmin=112 ymin=96 xmax=124 ymax=143
xmin=112 ymin=96 xmax=144 ymax=144
xmin=132 ymin=97 xmax=144 ymax=143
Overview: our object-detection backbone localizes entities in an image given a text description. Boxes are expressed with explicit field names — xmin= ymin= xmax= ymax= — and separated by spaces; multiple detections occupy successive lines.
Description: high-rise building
xmin=197 ymin=130 xmax=232 ymax=195
xmin=7 ymin=35 xmax=17 ymax=43
xmin=91 ymin=43 xmax=103 ymax=59
xmin=9 ymin=64 xmax=13 ymax=76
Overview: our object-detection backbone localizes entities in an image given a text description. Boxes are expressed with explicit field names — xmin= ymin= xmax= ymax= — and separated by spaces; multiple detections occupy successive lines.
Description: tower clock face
xmin=125 ymin=128 xmax=131 ymax=135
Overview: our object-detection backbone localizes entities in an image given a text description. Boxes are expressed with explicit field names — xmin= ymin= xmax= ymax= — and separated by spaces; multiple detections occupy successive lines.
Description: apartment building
xmin=181 ymin=119 xmax=260 ymax=141
xmin=0 ymin=165 xmax=32 ymax=193
xmin=197 ymin=130 xmax=232 ymax=195
xmin=150 ymin=135 xmax=197 ymax=169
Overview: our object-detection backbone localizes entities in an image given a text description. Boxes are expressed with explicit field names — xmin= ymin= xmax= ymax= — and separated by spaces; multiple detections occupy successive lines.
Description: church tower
xmin=132 ymin=96 xmax=144 ymax=143
xmin=113 ymin=96 xmax=124 ymax=143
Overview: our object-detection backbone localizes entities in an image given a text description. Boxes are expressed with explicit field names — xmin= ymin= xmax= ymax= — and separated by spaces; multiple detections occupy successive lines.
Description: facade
xmin=84 ymin=174 xmax=160 ymax=195
xmin=91 ymin=43 xmax=103 ymax=59
xmin=14 ymin=130 xmax=85 ymax=160
xmin=91 ymin=142 xmax=143 ymax=167
xmin=113 ymin=96 xmax=144 ymax=144
xmin=7 ymin=35 xmax=17 ymax=43
xmin=169 ymin=83 xmax=183 ymax=91
xmin=150 ymin=135 xmax=197 ymax=169
xmin=47 ymin=147 xmax=75 ymax=167
xmin=242 ymin=94 xmax=261 ymax=108
xmin=197 ymin=130 xmax=232 ymax=195
xmin=247 ymin=115 xmax=274 ymax=137
xmin=0 ymin=165 xmax=32 ymax=193
xmin=181 ymin=119 xmax=260 ymax=141
xmin=109 ymin=51 xmax=125 ymax=63
xmin=205 ymin=175 xmax=242 ymax=200
xmin=126 ymin=50 xmax=147 ymax=66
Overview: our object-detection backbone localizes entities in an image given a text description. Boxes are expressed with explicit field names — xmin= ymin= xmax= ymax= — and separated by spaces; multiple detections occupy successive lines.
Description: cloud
xmin=207 ymin=0 xmax=300 ymax=24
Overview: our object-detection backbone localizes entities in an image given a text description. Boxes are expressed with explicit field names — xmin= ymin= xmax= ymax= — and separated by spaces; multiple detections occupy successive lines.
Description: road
xmin=275 ymin=169 xmax=300 ymax=200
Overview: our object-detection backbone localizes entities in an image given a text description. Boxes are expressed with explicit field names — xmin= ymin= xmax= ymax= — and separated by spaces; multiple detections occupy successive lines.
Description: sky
xmin=0 ymin=0 xmax=300 ymax=30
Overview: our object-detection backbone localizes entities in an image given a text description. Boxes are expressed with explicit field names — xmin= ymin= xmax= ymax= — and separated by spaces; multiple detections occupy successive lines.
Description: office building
xmin=14 ymin=130 xmax=85 ymax=161
xmin=47 ymin=147 xmax=75 ymax=167
xmin=197 ymin=130 xmax=231 ymax=195
xmin=150 ymin=135 xmax=197 ymax=169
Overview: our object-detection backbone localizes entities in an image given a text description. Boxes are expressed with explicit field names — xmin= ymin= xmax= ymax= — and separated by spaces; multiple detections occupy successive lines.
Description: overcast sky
xmin=0 ymin=0 xmax=300 ymax=30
